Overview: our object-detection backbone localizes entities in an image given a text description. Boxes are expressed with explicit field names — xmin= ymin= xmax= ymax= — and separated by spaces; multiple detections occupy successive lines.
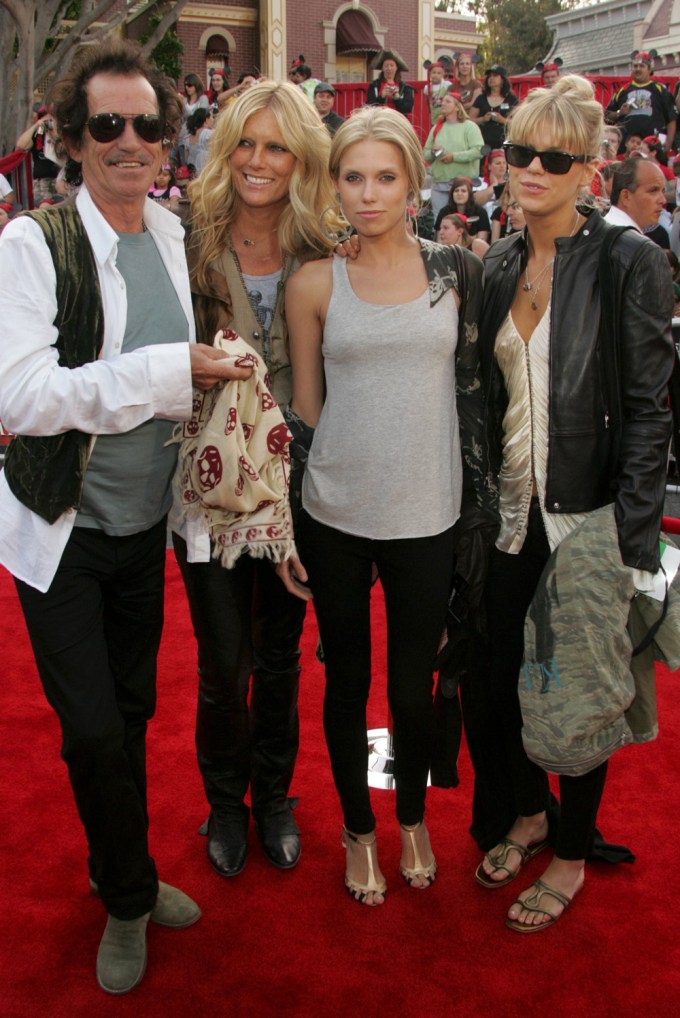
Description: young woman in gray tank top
xmin=278 ymin=106 xmax=492 ymax=906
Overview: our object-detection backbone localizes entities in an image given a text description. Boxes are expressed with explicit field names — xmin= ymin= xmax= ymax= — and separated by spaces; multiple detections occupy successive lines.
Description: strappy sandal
xmin=474 ymin=836 xmax=550 ymax=889
xmin=341 ymin=828 xmax=386 ymax=906
xmin=399 ymin=822 xmax=437 ymax=888
xmin=505 ymin=878 xmax=572 ymax=933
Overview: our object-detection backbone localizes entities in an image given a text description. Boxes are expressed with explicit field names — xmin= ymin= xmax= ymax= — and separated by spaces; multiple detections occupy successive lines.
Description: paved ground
xmin=664 ymin=489 xmax=680 ymax=519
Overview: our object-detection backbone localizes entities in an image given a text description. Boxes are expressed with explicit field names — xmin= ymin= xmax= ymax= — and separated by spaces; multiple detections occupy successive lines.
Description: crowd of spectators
xmin=415 ymin=49 xmax=680 ymax=258
xmin=6 ymin=47 xmax=680 ymax=259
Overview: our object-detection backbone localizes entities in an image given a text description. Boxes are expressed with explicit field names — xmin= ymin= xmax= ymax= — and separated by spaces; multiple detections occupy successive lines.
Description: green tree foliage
xmin=473 ymin=0 xmax=562 ymax=73
xmin=140 ymin=12 xmax=184 ymax=80
xmin=435 ymin=0 xmax=575 ymax=75
xmin=0 ymin=0 xmax=190 ymax=153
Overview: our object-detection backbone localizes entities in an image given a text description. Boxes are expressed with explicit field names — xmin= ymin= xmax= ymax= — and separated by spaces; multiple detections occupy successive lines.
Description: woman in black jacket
xmin=366 ymin=50 xmax=414 ymax=117
xmin=470 ymin=76 xmax=674 ymax=932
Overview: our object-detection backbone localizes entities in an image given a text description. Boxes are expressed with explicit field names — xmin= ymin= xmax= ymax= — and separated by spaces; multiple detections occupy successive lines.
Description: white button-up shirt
xmin=0 ymin=185 xmax=195 ymax=591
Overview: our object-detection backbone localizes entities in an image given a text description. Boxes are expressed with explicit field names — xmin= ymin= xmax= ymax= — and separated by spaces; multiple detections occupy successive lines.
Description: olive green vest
xmin=3 ymin=205 xmax=104 ymax=523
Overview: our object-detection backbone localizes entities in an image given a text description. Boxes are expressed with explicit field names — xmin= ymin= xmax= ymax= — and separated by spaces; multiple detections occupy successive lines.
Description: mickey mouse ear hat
xmin=535 ymin=57 xmax=563 ymax=73
xmin=630 ymin=49 xmax=659 ymax=66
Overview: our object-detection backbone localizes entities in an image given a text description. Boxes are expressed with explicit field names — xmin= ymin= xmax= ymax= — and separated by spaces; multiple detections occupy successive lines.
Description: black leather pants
xmin=173 ymin=535 xmax=305 ymax=824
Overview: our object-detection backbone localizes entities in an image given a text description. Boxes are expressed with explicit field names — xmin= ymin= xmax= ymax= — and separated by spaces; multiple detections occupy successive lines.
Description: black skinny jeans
xmin=173 ymin=534 xmax=306 ymax=824
xmin=300 ymin=511 xmax=455 ymax=834
xmin=484 ymin=502 xmax=607 ymax=860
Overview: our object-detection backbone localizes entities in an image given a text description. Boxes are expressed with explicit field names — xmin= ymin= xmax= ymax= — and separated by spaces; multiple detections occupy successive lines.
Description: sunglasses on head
xmin=87 ymin=113 xmax=164 ymax=144
xmin=503 ymin=142 xmax=587 ymax=175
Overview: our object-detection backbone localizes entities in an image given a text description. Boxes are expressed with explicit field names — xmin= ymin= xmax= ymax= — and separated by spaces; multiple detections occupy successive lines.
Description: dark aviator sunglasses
xmin=87 ymin=113 xmax=165 ymax=144
xmin=503 ymin=142 xmax=587 ymax=175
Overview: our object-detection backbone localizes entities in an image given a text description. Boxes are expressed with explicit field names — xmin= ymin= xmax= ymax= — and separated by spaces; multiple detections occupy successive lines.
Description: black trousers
xmin=300 ymin=511 xmax=456 ymax=834
xmin=476 ymin=502 xmax=607 ymax=860
xmin=15 ymin=521 xmax=166 ymax=920
xmin=173 ymin=535 xmax=306 ymax=824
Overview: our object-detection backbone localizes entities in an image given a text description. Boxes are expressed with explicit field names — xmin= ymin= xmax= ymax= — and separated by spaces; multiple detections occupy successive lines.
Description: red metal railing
xmin=334 ymin=75 xmax=680 ymax=145
xmin=0 ymin=149 xmax=33 ymax=210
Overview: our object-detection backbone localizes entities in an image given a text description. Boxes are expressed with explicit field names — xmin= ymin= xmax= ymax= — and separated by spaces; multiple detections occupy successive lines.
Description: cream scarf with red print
xmin=173 ymin=329 xmax=294 ymax=567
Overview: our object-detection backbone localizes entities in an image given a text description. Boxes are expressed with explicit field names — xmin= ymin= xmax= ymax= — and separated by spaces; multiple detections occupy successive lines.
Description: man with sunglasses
xmin=605 ymin=50 xmax=676 ymax=154
xmin=0 ymin=41 xmax=251 ymax=996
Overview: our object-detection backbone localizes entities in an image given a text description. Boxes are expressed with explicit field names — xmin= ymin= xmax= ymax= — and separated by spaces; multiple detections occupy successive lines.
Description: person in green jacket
xmin=423 ymin=91 xmax=484 ymax=218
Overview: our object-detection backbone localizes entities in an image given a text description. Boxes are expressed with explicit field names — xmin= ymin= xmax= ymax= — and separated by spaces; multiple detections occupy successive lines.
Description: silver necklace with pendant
xmin=523 ymin=209 xmax=580 ymax=311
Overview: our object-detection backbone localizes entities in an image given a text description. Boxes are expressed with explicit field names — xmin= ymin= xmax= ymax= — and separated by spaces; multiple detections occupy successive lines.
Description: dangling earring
xmin=406 ymin=201 xmax=419 ymax=239
xmin=319 ymin=199 xmax=353 ymax=245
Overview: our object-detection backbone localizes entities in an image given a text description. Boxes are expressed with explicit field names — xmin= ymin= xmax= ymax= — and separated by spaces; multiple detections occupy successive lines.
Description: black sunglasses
xmin=87 ymin=113 xmax=164 ymax=144
xmin=503 ymin=142 xmax=587 ymax=175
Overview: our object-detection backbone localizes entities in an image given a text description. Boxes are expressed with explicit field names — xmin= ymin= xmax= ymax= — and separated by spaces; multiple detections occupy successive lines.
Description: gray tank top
xmin=302 ymin=255 xmax=462 ymax=539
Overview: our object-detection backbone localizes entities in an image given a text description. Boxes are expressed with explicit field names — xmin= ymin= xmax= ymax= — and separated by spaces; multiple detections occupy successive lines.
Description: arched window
xmin=335 ymin=9 xmax=380 ymax=82
xmin=205 ymin=33 xmax=230 ymax=83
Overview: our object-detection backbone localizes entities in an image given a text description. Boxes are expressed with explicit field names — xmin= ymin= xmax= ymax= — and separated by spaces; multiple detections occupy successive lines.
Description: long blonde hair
xmin=189 ymin=80 xmax=337 ymax=290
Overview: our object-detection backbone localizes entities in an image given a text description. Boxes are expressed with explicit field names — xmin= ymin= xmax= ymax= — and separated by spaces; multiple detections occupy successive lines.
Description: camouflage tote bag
xmin=519 ymin=505 xmax=637 ymax=777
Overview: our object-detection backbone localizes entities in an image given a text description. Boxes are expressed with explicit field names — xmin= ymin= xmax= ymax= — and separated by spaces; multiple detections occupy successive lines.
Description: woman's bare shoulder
xmin=287 ymin=256 xmax=334 ymax=300
xmin=290 ymin=256 xmax=333 ymax=284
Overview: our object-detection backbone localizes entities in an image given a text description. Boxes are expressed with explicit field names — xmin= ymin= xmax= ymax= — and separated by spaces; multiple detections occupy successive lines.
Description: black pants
xmin=15 ymin=521 xmax=166 ymax=920
xmin=300 ymin=511 xmax=456 ymax=834
xmin=478 ymin=503 xmax=607 ymax=860
xmin=173 ymin=535 xmax=305 ymax=824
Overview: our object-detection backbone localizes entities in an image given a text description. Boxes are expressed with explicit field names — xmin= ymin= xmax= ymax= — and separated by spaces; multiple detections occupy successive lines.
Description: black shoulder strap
xmin=599 ymin=225 xmax=672 ymax=655
xmin=598 ymin=225 xmax=636 ymax=445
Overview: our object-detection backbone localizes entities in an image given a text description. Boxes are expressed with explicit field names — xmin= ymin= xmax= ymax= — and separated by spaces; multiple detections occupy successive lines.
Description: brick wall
xmin=175 ymin=0 xmax=425 ymax=87
xmin=177 ymin=7 xmax=260 ymax=89
xmin=358 ymin=0 xmax=421 ymax=77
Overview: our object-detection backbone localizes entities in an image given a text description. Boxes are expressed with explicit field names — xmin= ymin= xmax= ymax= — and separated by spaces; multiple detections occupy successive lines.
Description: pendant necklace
xmin=522 ymin=259 xmax=553 ymax=311
xmin=232 ymin=226 xmax=277 ymax=249
xmin=523 ymin=210 xmax=580 ymax=311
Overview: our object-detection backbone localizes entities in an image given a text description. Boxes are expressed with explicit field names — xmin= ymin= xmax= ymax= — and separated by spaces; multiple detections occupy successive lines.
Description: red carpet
xmin=2 ymin=552 xmax=679 ymax=1017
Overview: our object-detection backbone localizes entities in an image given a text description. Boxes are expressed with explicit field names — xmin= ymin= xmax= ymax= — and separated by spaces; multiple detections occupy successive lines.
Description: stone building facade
xmin=543 ymin=0 xmax=680 ymax=77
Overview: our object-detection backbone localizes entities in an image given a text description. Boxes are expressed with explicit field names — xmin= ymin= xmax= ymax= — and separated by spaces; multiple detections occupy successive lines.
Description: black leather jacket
xmin=480 ymin=208 xmax=674 ymax=572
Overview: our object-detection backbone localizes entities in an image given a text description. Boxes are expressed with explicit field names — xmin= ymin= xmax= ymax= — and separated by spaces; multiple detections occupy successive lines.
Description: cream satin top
xmin=494 ymin=305 xmax=589 ymax=554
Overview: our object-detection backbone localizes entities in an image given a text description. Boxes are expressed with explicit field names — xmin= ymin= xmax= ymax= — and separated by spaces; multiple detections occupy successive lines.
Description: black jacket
xmin=480 ymin=208 xmax=674 ymax=572
xmin=321 ymin=110 xmax=345 ymax=136
xmin=366 ymin=79 xmax=414 ymax=116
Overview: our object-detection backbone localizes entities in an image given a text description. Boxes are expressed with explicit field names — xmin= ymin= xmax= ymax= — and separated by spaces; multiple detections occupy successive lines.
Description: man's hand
xmin=189 ymin=344 xmax=254 ymax=391
xmin=334 ymin=234 xmax=361 ymax=260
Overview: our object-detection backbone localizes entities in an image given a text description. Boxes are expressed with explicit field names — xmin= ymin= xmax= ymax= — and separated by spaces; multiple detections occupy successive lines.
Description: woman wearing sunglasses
xmin=471 ymin=76 xmax=674 ymax=932
xmin=182 ymin=74 xmax=209 ymax=118
xmin=170 ymin=81 xmax=337 ymax=879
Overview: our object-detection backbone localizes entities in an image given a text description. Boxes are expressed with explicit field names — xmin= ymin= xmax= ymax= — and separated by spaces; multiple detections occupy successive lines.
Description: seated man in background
xmin=314 ymin=82 xmax=345 ymax=136
xmin=606 ymin=157 xmax=668 ymax=247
